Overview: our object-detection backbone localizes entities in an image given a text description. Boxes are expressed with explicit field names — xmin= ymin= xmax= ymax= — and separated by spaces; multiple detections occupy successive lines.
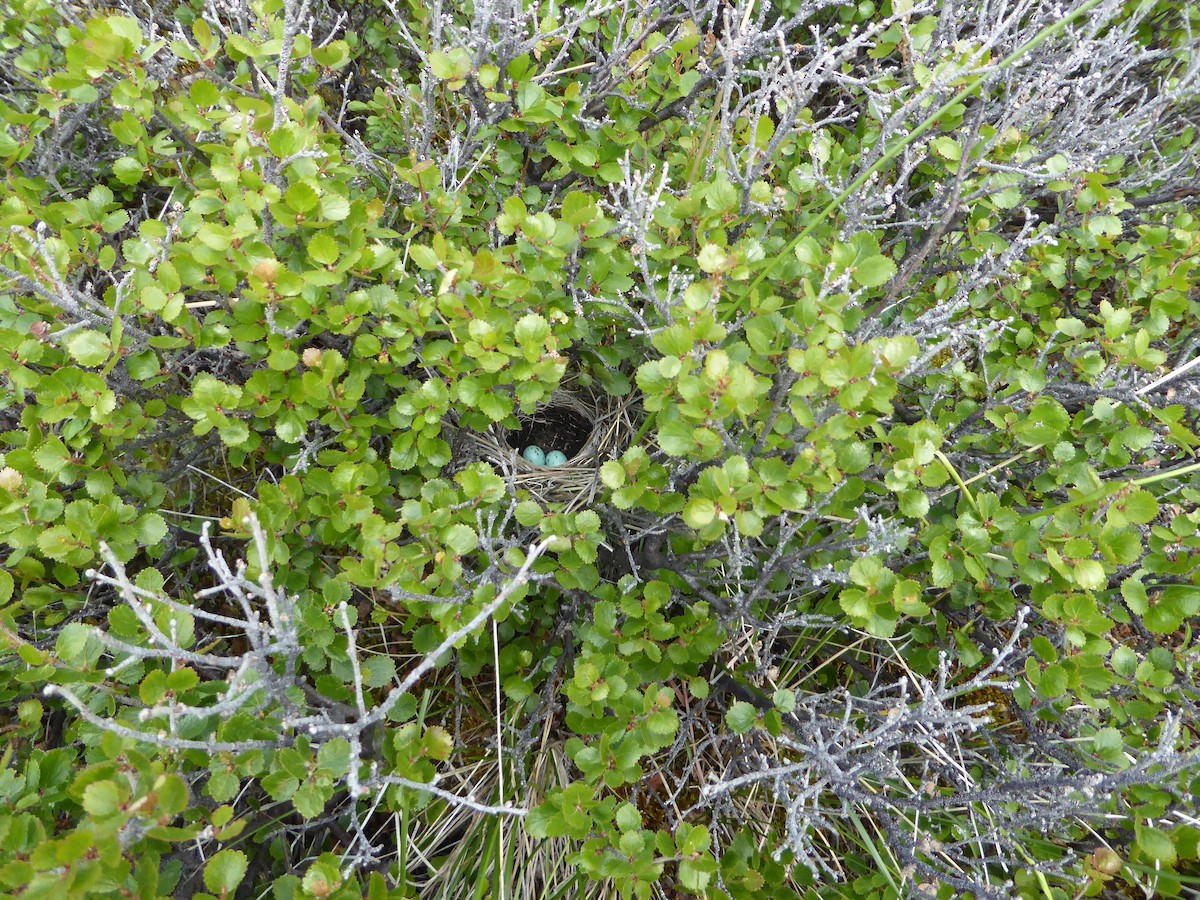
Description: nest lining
xmin=506 ymin=407 xmax=592 ymax=459
xmin=455 ymin=384 xmax=636 ymax=509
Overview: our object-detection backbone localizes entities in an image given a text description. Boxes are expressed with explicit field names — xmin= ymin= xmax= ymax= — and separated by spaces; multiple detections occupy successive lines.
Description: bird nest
xmin=454 ymin=383 xmax=636 ymax=510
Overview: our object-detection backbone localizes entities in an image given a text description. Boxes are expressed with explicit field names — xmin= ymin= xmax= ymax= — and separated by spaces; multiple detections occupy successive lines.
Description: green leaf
xmin=1015 ymin=398 xmax=1070 ymax=446
xmin=39 ymin=526 xmax=91 ymax=565
xmin=319 ymin=193 xmax=350 ymax=221
xmin=514 ymin=501 xmax=543 ymax=527
xmin=409 ymin=245 xmax=440 ymax=270
xmin=66 ymin=331 xmax=112 ymax=367
xmin=615 ymin=802 xmax=640 ymax=832
xmin=600 ymin=460 xmax=625 ymax=489
xmin=1135 ymin=825 xmax=1176 ymax=865
xmin=1038 ymin=663 xmax=1068 ymax=698
xmin=1087 ymin=215 xmax=1122 ymax=237
xmin=307 ymin=233 xmax=339 ymax=265
xmin=441 ymin=523 xmax=478 ymax=556
xmin=293 ymin=782 xmax=328 ymax=819
xmin=218 ymin=421 xmax=250 ymax=447
xmin=155 ymin=774 xmax=189 ymax=815
xmin=697 ymin=243 xmax=727 ymax=273
xmin=1110 ymin=645 xmax=1137 ymax=677
xmin=268 ymin=125 xmax=303 ymax=158
xmin=82 ymin=780 xmax=122 ymax=817
xmin=1073 ymin=559 xmax=1107 ymax=591
xmin=113 ymin=156 xmax=144 ymax=184
xmin=204 ymin=850 xmax=249 ymax=895
xmin=429 ymin=48 xmax=471 ymax=80
xmin=317 ymin=739 xmax=351 ymax=776
xmin=1122 ymin=578 xmax=1148 ymax=615
xmin=1120 ymin=489 xmax=1158 ymax=525
xmin=302 ymin=858 xmax=343 ymax=897
xmin=477 ymin=64 xmax=499 ymax=89
xmin=679 ymin=856 xmax=716 ymax=892
xmin=284 ymin=181 xmax=319 ymax=213
xmin=657 ymin=421 xmax=695 ymax=457
xmin=852 ymin=254 xmax=897 ymax=288
xmin=126 ymin=349 xmax=161 ymax=380
xmin=362 ymin=655 xmax=395 ymax=688
xmin=268 ymin=348 xmax=299 ymax=371
xmin=931 ymin=136 xmax=961 ymax=160
xmin=561 ymin=192 xmax=597 ymax=225
xmin=683 ymin=497 xmax=716 ymax=529
xmin=725 ymin=700 xmax=757 ymax=733
xmin=513 ymin=313 xmax=550 ymax=347
xmin=1144 ymin=596 xmax=1184 ymax=634
xmin=137 ymin=512 xmax=168 ymax=545
xmin=56 ymin=622 xmax=91 ymax=662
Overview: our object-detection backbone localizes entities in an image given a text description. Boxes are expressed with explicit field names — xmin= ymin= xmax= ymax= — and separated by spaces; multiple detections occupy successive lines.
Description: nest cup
xmin=456 ymin=382 xmax=636 ymax=509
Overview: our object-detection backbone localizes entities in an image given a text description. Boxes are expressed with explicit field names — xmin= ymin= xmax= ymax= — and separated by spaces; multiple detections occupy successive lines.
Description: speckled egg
xmin=522 ymin=445 xmax=546 ymax=465
xmin=545 ymin=450 xmax=568 ymax=467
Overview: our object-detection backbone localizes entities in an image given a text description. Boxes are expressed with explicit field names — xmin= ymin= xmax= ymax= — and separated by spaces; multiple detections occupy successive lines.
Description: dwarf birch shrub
xmin=0 ymin=0 xmax=1199 ymax=898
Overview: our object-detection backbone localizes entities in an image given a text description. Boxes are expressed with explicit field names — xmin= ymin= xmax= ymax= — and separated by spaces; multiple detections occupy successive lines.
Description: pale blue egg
xmin=522 ymin=445 xmax=545 ymax=465
xmin=545 ymin=450 xmax=568 ymax=467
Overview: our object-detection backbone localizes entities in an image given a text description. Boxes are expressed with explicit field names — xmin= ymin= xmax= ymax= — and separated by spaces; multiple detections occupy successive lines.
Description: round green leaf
xmin=852 ymin=254 xmax=897 ymax=288
xmin=66 ymin=331 xmax=112 ymax=367
xmin=307 ymin=233 xmax=339 ymax=265
xmin=204 ymin=850 xmax=249 ymax=895
xmin=82 ymin=780 xmax=122 ymax=817
xmin=725 ymin=700 xmax=757 ymax=734
xmin=442 ymin=523 xmax=478 ymax=556
xmin=1135 ymin=825 xmax=1176 ymax=865
xmin=683 ymin=497 xmax=716 ymax=529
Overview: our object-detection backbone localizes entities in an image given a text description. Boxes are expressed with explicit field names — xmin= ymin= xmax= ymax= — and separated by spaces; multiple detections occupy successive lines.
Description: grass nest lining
xmin=456 ymin=382 xmax=637 ymax=510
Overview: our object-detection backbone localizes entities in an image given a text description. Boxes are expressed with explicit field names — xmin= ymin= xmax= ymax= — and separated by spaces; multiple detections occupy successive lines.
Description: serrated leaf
xmin=725 ymin=700 xmax=757 ymax=733
xmin=56 ymin=622 xmax=91 ymax=662
xmin=284 ymin=182 xmax=319 ymax=213
xmin=268 ymin=126 xmax=303 ymax=158
xmin=600 ymin=460 xmax=625 ymax=489
xmin=513 ymin=313 xmax=550 ymax=347
xmin=683 ymin=497 xmax=716 ymax=528
xmin=1073 ymin=559 xmax=1107 ymax=591
xmin=137 ymin=512 xmax=167 ymax=545
xmin=292 ymin=782 xmax=328 ymax=819
xmin=316 ymin=739 xmax=351 ymax=776
xmin=82 ymin=780 xmax=122 ymax=817
xmin=1135 ymin=826 xmax=1176 ymax=865
xmin=155 ymin=774 xmax=189 ymax=815
xmin=514 ymin=501 xmax=544 ymax=527
xmin=206 ymin=770 xmax=240 ymax=803
xmin=853 ymin=254 xmax=897 ymax=288
xmin=67 ymin=331 xmax=112 ymax=367
xmin=424 ymin=725 xmax=453 ymax=761
xmin=307 ymin=233 xmax=339 ymax=265
xmin=697 ymin=243 xmax=726 ymax=274
xmin=362 ymin=655 xmax=395 ymax=688
xmin=429 ymin=48 xmax=470 ymax=80
xmin=442 ymin=523 xmax=478 ymax=556
xmin=657 ymin=421 xmax=695 ymax=457
xmin=126 ymin=349 xmax=160 ymax=380
xmin=204 ymin=850 xmax=248 ymax=895
xmin=561 ymin=192 xmax=597 ymax=225
xmin=1038 ymin=663 xmax=1068 ymax=698
xmin=1120 ymin=489 xmax=1158 ymax=525
xmin=319 ymin=193 xmax=350 ymax=221
xmin=931 ymin=136 xmax=961 ymax=160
